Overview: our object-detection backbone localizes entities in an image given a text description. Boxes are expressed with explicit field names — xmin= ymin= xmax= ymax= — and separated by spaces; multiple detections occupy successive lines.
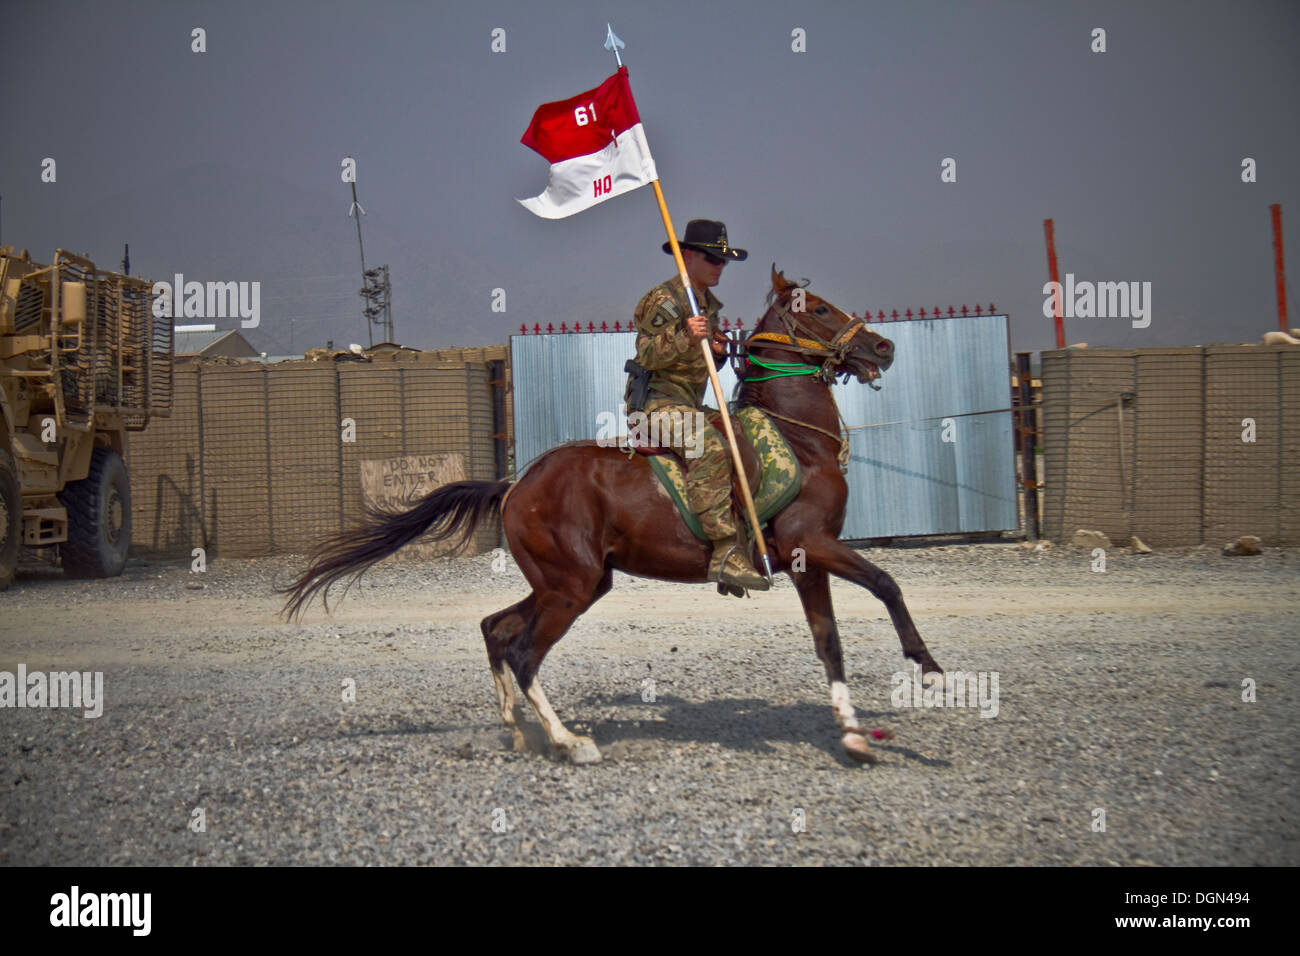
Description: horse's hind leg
xmin=508 ymin=567 xmax=614 ymax=765
xmin=790 ymin=566 xmax=886 ymax=764
xmin=481 ymin=596 xmax=535 ymax=751
xmin=520 ymin=670 xmax=601 ymax=764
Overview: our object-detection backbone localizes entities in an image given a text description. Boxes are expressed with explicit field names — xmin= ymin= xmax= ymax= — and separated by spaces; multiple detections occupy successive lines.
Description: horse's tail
xmin=278 ymin=479 xmax=510 ymax=621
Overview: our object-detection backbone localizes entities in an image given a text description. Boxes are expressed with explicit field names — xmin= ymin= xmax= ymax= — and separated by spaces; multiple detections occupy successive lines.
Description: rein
xmin=762 ymin=406 xmax=851 ymax=473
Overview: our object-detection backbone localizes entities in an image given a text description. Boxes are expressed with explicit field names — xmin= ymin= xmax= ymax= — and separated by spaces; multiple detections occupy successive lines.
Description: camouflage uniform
xmin=625 ymin=275 xmax=735 ymax=540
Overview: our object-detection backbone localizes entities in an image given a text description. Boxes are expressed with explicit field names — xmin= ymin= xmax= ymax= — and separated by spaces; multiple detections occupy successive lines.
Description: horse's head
xmin=758 ymin=266 xmax=894 ymax=385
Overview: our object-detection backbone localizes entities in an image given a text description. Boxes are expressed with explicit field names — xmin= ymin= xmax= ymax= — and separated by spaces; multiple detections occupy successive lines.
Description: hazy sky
xmin=3 ymin=0 xmax=1297 ymax=356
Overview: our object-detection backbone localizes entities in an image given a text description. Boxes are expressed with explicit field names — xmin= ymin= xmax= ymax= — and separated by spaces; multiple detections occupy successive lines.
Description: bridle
xmin=737 ymin=288 xmax=881 ymax=390
xmin=723 ymin=286 xmax=884 ymax=474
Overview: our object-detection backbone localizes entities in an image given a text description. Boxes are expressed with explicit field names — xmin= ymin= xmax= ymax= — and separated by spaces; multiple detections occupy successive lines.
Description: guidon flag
xmin=518 ymin=66 xmax=658 ymax=219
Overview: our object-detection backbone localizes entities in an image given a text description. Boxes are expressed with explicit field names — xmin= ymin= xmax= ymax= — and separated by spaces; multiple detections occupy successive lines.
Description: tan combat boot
xmin=708 ymin=533 xmax=770 ymax=592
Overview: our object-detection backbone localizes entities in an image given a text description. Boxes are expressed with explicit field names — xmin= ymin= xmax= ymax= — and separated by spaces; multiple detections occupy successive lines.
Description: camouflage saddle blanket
xmin=644 ymin=406 xmax=802 ymax=541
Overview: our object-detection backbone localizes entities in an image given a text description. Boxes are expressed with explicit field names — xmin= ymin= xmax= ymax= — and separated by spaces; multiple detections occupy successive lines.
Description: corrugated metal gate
xmin=510 ymin=314 xmax=1018 ymax=540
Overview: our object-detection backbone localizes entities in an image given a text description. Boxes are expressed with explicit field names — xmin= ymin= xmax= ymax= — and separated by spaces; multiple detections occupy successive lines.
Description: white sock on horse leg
xmin=830 ymin=680 xmax=860 ymax=731
xmin=523 ymin=676 xmax=583 ymax=750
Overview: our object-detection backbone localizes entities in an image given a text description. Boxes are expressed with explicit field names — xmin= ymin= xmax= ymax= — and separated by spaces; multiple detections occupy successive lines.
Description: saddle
xmin=628 ymin=410 xmax=760 ymax=502
xmin=626 ymin=406 xmax=803 ymax=544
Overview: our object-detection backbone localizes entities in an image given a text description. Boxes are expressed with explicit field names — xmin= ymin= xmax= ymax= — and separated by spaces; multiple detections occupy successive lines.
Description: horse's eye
xmin=816 ymin=306 xmax=828 ymax=315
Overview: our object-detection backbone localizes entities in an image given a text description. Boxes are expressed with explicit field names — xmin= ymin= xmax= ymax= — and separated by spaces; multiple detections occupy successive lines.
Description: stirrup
xmin=709 ymin=537 xmax=770 ymax=592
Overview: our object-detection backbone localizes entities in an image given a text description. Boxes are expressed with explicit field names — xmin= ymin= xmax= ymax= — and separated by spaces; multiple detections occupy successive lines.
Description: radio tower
xmin=348 ymin=180 xmax=394 ymax=346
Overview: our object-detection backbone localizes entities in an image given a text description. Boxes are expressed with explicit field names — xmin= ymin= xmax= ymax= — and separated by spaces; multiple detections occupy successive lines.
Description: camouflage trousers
xmin=641 ymin=397 xmax=735 ymax=540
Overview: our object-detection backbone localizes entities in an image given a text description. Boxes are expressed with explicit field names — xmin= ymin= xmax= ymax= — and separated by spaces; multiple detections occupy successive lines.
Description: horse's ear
xmin=771 ymin=264 xmax=796 ymax=298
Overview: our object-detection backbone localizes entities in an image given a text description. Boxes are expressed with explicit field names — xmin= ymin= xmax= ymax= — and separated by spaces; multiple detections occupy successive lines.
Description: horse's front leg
xmin=802 ymin=534 xmax=943 ymax=678
xmin=789 ymin=566 xmax=892 ymax=764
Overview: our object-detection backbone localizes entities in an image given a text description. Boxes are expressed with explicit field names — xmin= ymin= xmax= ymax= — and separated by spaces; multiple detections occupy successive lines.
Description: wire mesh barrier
xmin=1040 ymin=346 xmax=1300 ymax=546
xmin=128 ymin=348 xmax=508 ymax=559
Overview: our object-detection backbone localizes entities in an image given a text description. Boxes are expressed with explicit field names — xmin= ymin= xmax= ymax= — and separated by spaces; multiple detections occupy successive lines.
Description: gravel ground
xmin=1 ymin=541 xmax=1297 ymax=866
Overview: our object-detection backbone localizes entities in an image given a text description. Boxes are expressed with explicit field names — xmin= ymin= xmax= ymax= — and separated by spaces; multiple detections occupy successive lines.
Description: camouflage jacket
xmin=624 ymin=275 xmax=723 ymax=409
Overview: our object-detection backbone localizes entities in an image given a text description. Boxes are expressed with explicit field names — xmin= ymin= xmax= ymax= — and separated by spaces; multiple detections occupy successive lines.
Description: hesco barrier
xmin=127 ymin=346 xmax=509 ymax=559
xmin=1040 ymin=346 xmax=1300 ymax=546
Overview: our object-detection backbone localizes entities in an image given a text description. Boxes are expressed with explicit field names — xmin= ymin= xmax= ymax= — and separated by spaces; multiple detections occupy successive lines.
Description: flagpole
xmin=602 ymin=24 xmax=773 ymax=583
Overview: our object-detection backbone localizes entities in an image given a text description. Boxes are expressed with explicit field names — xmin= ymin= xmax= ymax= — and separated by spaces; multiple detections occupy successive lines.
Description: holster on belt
xmin=624 ymin=359 xmax=651 ymax=412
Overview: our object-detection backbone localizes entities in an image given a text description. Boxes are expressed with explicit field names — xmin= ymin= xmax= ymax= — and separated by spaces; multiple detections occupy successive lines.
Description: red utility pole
xmin=1044 ymin=218 xmax=1065 ymax=348
xmin=1271 ymin=204 xmax=1288 ymax=332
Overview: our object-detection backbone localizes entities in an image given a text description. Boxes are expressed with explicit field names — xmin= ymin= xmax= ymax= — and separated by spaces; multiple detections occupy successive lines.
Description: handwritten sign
xmin=359 ymin=453 xmax=469 ymax=556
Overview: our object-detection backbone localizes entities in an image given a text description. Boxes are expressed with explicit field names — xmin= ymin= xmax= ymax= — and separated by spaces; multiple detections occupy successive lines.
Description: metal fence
xmin=510 ymin=314 xmax=1018 ymax=540
xmin=128 ymin=348 xmax=507 ymax=559
xmin=839 ymin=315 xmax=1017 ymax=538
xmin=1040 ymin=346 xmax=1300 ymax=546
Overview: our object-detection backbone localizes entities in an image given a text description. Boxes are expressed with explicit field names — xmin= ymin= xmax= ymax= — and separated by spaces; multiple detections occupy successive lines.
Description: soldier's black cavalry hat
xmin=663 ymin=219 xmax=748 ymax=261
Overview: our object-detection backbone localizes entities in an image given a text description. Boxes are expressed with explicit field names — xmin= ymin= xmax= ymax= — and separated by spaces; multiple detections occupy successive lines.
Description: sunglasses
xmin=700 ymin=252 xmax=726 ymax=266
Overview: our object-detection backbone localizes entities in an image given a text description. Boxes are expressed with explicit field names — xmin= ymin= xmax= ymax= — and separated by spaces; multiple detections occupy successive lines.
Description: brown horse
xmin=281 ymin=267 xmax=943 ymax=765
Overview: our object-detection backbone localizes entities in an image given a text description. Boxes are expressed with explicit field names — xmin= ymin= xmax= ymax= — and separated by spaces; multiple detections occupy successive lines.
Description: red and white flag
xmin=518 ymin=66 xmax=658 ymax=219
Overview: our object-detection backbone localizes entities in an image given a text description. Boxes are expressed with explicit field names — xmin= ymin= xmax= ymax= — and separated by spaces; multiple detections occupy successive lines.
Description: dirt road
xmin=1 ymin=542 xmax=1296 ymax=865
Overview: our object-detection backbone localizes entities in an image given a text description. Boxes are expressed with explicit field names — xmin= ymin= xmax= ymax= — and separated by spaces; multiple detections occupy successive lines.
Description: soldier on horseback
xmin=623 ymin=219 xmax=769 ymax=592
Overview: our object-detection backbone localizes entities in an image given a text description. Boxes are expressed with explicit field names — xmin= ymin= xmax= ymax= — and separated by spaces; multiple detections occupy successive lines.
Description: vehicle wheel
xmin=0 ymin=449 xmax=20 ymax=590
xmin=59 ymin=447 xmax=131 ymax=579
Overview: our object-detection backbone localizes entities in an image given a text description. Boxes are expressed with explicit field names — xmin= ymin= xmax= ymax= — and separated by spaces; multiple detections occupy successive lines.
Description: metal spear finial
xmin=604 ymin=23 xmax=624 ymax=67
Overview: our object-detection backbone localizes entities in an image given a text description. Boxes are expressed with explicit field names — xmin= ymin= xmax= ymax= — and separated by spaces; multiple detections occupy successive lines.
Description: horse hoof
xmin=567 ymin=737 xmax=602 ymax=765
xmin=842 ymin=732 xmax=879 ymax=764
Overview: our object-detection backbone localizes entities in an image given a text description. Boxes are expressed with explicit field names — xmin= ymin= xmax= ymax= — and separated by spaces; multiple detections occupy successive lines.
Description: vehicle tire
xmin=0 ymin=448 xmax=20 ymax=590
xmin=59 ymin=446 xmax=131 ymax=579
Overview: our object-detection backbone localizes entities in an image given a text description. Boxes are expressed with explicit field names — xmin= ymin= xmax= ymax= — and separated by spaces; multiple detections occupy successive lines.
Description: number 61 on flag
xmin=517 ymin=66 xmax=659 ymax=219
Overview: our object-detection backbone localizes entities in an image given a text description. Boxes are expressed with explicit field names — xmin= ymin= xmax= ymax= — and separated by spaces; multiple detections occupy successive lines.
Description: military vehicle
xmin=0 ymin=247 xmax=172 ymax=587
